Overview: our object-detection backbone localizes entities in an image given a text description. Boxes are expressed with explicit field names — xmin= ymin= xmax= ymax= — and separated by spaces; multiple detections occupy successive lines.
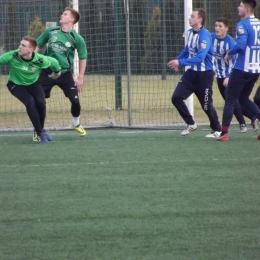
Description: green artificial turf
xmin=0 ymin=128 xmax=259 ymax=260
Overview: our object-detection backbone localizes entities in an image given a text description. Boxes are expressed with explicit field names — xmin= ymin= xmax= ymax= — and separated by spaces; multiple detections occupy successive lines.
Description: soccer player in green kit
xmin=0 ymin=36 xmax=61 ymax=144
xmin=35 ymin=7 xmax=87 ymax=141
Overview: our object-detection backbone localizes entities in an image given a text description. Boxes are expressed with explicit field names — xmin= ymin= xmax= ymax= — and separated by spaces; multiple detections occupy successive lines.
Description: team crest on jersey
xmin=65 ymin=42 xmax=71 ymax=47
xmin=238 ymin=26 xmax=244 ymax=34
xmin=31 ymin=68 xmax=37 ymax=72
xmin=201 ymin=40 xmax=207 ymax=49
xmin=51 ymin=36 xmax=58 ymax=42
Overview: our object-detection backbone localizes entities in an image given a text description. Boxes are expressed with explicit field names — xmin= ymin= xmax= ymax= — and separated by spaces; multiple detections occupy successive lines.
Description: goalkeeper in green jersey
xmin=0 ymin=36 xmax=61 ymax=144
xmin=36 ymin=7 xmax=88 ymax=139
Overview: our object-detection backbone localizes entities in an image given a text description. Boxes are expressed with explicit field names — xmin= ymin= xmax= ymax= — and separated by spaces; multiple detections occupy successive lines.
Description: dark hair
xmin=242 ymin=0 xmax=257 ymax=11
xmin=22 ymin=36 xmax=37 ymax=49
xmin=215 ymin=17 xmax=230 ymax=27
xmin=193 ymin=8 xmax=206 ymax=26
xmin=65 ymin=7 xmax=80 ymax=24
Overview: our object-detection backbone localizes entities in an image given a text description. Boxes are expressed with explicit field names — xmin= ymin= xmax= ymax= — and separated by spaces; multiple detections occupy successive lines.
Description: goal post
xmin=184 ymin=0 xmax=194 ymax=118
xmin=124 ymin=0 xmax=133 ymax=127
xmin=72 ymin=0 xmax=79 ymax=81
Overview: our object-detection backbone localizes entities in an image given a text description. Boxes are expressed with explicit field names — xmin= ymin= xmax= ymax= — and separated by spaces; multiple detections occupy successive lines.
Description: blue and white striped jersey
xmin=211 ymin=32 xmax=236 ymax=78
xmin=228 ymin=16 xmax=260 ymax=73
xmin=178 ymin=27 xmax=214 ymax=71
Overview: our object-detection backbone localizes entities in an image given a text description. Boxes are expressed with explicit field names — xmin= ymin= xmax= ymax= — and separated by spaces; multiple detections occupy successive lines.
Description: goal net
xmin=0 ymin=0 xmax=258 ymax=131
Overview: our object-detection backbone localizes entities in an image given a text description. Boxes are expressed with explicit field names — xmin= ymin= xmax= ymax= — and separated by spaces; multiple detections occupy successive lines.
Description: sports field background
xmin=1 ymin=128 xmax=260 ymax=260
xmin=0 ymin=74 xmax=259 ymax=131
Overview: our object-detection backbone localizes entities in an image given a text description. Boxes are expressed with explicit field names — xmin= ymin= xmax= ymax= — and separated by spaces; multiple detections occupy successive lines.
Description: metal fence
xmin=0 ymin=0 xmax=258 ymax=130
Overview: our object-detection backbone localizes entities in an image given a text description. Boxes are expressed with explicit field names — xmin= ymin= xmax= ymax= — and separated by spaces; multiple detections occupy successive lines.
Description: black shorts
xmin=7 ymin=80 xmax=45 ymax=105
xmin=38 ymin=69 xmax=78 ymax=99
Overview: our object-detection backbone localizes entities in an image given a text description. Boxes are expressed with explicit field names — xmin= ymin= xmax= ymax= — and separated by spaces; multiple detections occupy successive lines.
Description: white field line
xmin=0 ymin=157 xmax=259 ymax=169
xmin=0 ymin=128 xmax=206 ymax=137
xmin=0 ymin=132 xmax=68 ymax=137
xmin=0 ymin=130 xmax=178 ymax=138
xmin=119 ymin=130 xmax=178 ymax=134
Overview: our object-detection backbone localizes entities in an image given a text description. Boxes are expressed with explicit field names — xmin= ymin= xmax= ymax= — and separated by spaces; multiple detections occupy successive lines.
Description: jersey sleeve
xmin=75 ymin=34 xmax=88 ymax=60
xmin=41 ymin=56 xmax=61 ymax=72
xmin=37 ymin=26 xmax=54 ymax=48
xmin=228 ymin=22 xmax=247 ymax=55
xmin=177 ymin=46 xmax=189 ymax=60
xmin=179 ymin=34 xmax=211 ymax=66
xmin=0 ymin=51 xmax=13 ymax=66
xmin=226 ymin=37 xmax=237 ymax=77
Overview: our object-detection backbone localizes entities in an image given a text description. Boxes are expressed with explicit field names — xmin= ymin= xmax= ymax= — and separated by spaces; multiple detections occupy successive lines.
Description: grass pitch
xmin=0 ymin=127 xmax=260 ymax=260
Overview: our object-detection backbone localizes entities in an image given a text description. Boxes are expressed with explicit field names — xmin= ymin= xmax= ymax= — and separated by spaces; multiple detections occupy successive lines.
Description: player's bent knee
xmin=254 ymin=97 xmax=260 ymax=108
xmin=37 ymin=101 xmax=46 ymax=109
xmin=171 ymin=93 xmax=181 ymax=105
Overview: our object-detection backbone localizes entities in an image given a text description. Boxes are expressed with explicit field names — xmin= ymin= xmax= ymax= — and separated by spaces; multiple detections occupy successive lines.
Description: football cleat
xmin=215 ymin=133 xmax=229 ymax=141
xmin=251 ymin=119 xmax=259 ymax=132
xmin=239 ymin=124 xmax=247 ymax=133
xmin=33 ymin=130 xmax=52 ymax=142
xmin=205 ymin=131 xmax=221 ymax=138
xmin=33 ymin=130 xmax=38 ymax=142
xmin=42 ymin=129 xmax=52 ymax=141
xmin=74 ymin=124 xmax=86 ymax=136
xmin=180 ymin=123 xmax=197 ymax=136
xmin=36 ymin=133 xmax=49 ymax=144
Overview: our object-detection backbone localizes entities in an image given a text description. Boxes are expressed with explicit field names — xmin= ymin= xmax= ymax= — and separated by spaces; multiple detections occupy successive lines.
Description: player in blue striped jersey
xmin=211 ymin=17 xmax=248 ymax=135
xmin=216 ymin=0 xmax=260 ymax=141
xmin=168 ymin=9 xmax=221 ymax=136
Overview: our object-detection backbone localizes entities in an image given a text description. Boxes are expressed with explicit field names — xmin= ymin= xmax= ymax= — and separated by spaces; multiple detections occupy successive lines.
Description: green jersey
xmin=37 ymin=26 xmax=88 ymax=74
xmin=0 ymin=50 xmax=61 ymax=86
